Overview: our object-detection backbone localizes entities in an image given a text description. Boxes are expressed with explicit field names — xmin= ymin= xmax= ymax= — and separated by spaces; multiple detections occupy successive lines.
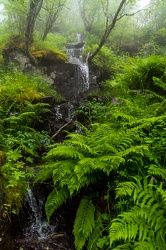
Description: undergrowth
xmin=36 ymin=55 xmax=166 ymax=249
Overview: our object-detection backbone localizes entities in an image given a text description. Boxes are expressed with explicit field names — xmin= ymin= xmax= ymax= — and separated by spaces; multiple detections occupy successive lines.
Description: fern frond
xmin=156 ymin=186 xmax=166 ymax=206
xmin=66 ymin=133 xmax=97 ymax=155
xmin=110 ymin=177 xmax=166 ymax=249
xmin=73 ymin=196 xmax=95 ymax=250
xmin=45 ymin=145 xmax=84 ymax=160
xmin=74 ymin=158 xmax=104 ymax=177
xmin=134 ymin=241 xmax=155 ymax=250
xmin=45 ymin=187 xmax=69 ymax=220
xmin=111 ymin=243 xmax=134 ymax=250
xmin=66 ymin=171 xmax=98 ymax=196
xmin=119 ymin=145 xmax=148 ymax=158
xmin=116 ymin=181 xmax=136 ymax=198
xmin=111 ymin=111 xmax=136 ymax=123
xmin=153 ymin=77 xmax=166 ymax=91
xmin=109 ymin=208 xmax=139 ymax=244
xmin=35 ymin=162 xmax=56 ymax=183
xmin=52 ymin=160 xmax=74 ymax=184
xmin=148 ymin=164 xmax=166 ymax=181
xmin=87 ymin=210 xmax=103 ymax=250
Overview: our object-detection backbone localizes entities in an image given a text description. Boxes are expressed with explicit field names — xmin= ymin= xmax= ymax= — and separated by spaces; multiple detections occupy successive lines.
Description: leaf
xmin=73 ymin=196 xmax=95 ymax=250
xmin=45 ymin=187 xmax=70 ymax=220
xmin=7 ymin=149 xmax=22 ymax=161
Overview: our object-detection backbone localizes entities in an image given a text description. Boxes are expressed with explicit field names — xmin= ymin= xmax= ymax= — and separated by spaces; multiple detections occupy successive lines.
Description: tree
xmin=41 ymin=0 xmax=67 ymax=41
xmin=78 ymin=0 xmax=137 ymax=62
xmin=3 ymin=0 xmax=27 ymax=34
xmin=78 ymin=0 xmax=103 ymax=34
xmin=25 ymin=0 xmax=43 ymax=55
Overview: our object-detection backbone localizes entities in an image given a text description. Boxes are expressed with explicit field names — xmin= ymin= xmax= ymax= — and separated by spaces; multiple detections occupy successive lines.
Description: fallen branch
xmin=51 ymin=117 xmax=74 ymax=139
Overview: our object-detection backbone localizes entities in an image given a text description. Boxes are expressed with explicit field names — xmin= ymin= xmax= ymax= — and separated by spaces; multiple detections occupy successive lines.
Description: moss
xmin=0 ymin=151 xmax=6 ymax=167
xmin=15 ymin=88 xmax=42 ymax=103
xmin=31 ymin=48 xmax=67 ymax=65
xmin=3 ymin=34 xmax=67 ymax=66
xmin=4 ymin=34 xmax=26 ymax=51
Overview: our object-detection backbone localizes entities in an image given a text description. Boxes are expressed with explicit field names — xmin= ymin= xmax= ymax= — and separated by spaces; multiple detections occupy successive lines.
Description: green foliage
xmin=35 ymin=54 xmax=166 ymax=249
xmin=110 ymin=177 xmax=166 ymax=250
xmin=0 ymin=66 xmax=55 ymax=216
xmin=74 ymin=101 xmax=108 ymax=124
xmin=83 ymin=44 xmax=117 ymax=74
xmin=35 ymin=33 xmax=67 ymax=51
xmin=0 ymin=70 xmax=59 ymax=105
xmin=45 ymin=187 xmax=70 ymax=220
xmin=87 ymin=210 xmax=104 ymax=250
xmin=73 ymin=196 xmax=95 ymax=250
xmin=1 ymin=149 xmax=32 ymax=214
xmin=31 ymin=35 xmax=67 ymax=64
xmin=0 ymin=32 xmax=11 ymax=62
xmin=106 ymin=55 xmax=166 ymax=96
xmin=36 ymin=122 xmax=148 ymax=217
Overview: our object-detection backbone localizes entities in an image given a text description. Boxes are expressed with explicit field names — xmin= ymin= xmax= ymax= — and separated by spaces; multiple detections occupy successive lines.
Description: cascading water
xmin=66 ymin=38 xmax=89 ymax=91
xmin=14 ymin=188 xmax=74 ymax=249
xmin=23 ymin=188 xmax=56 ymax=241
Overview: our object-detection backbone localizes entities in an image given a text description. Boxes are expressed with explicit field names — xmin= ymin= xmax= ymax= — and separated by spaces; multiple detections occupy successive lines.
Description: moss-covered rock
xmin=31 ymin=48 xmax=67 ymax=65
xmin=3 ymin=35 xmax=67 ymax=66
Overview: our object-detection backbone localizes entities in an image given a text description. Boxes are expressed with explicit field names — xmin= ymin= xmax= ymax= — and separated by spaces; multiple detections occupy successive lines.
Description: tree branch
xmin=117 ymin=8 xmax=145 ymax=20
xmin=51 ymin=118 xmax=74 ymax=139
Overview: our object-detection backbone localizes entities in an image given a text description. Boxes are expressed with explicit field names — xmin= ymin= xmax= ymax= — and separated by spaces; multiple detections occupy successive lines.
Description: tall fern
xmin=110 ymin=178 xmax=166 ymax=250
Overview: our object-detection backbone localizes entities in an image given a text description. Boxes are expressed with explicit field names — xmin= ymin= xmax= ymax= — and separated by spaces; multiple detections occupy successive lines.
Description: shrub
xmin=83 ymin=44 xmax=117 ymax=74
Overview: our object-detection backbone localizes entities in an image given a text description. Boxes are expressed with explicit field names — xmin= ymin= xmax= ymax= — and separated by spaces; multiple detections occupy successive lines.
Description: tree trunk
xmin=78 ymin=0 xmax=93 ymax=33
xmin=88 ymin=0 xmax=127 ymax=63
xmin=25 ymin=0 xmax=43 ymax=63
xmin=42 ymin=0 xmax=65 ymax=41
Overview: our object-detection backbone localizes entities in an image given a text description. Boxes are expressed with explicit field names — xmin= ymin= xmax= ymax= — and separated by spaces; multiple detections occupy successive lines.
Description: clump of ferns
xmin=109 ymin=175 xmax=166 ymax=250
xmin=35 ymin=121 xmax=151 ymax=249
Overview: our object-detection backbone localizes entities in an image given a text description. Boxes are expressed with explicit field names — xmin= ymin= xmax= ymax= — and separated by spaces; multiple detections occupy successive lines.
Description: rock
xmin=3 ymin=49 xmax=99 ymax=136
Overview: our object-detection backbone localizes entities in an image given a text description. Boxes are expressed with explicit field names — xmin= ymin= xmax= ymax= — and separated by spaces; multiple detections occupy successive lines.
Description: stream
xmin=13 ymin=188 xmax=74 ymax=250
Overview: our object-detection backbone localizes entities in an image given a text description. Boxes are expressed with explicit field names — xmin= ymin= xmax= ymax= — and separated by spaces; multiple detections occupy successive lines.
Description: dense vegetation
xmin=0 ymin=0 xmax=166 ymax=249
xmin=36 ymin=55 xmax=166 ymax=250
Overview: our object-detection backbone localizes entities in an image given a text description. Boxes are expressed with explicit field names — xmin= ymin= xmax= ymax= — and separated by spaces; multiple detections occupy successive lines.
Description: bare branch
xmin=117 ymin=8 xmax=146 ymax=20
xmin=51 ymin=118 xmax=74 ymax=139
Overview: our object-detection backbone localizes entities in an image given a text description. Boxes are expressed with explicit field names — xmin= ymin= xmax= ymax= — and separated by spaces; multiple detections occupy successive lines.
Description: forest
xmin=0 ymin=0 xmax=166 ymax=249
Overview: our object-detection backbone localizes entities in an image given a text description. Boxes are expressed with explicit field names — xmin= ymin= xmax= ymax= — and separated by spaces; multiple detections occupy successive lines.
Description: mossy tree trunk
xmin=25 ymin=0 xmax=43 ymax=64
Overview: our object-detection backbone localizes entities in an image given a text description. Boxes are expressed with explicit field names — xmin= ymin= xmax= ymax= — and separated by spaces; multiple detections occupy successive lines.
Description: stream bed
xmin=1 ymin=188 xmax=74 ymax=250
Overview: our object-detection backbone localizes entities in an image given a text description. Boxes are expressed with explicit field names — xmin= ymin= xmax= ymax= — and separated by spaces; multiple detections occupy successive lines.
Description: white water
xmin=24 ymin=188 xmax=56 ymax=240
xmin=67 ymin=44 xmax=89 ymax=91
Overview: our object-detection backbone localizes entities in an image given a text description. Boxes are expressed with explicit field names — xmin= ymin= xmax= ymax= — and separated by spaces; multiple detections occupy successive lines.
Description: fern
xmin=73 ymin=196 xmax=95 ymax=250
xmin=116 ymin=181 xmax=136 ymax=198
xmin=45 ymin=187 xmax=70 ymax=220
xmin=110 ymin=178 xmax=166 ymax=249
xmin=46 ymin=145 xmax=84 ymax=160
xmin=87 ymin=210 xmax=103 ymax=250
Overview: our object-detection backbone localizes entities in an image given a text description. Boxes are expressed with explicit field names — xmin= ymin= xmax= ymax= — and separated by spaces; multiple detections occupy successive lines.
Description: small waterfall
xmin=54 ymin=105 xmax=63 ymax=122
xmin=66 ymin=40 xmax=89 ymax=91
xmin=14 ymin=188 xmax=74 ymax=249
xmin=24 ymin=188 xmax=56 ymax=240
